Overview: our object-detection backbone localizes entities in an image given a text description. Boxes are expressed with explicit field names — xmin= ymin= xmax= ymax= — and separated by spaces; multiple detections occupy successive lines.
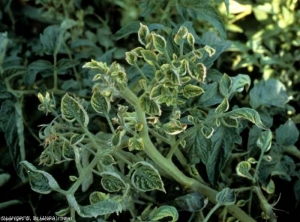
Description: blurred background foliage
xmin=0 ymin=0 xmax=299 ymax=220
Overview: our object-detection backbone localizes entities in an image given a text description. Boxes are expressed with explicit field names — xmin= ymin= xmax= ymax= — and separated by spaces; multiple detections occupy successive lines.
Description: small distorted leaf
xmin=91 ymin=90 xmax=110 ymax=114
xmin=225 ymin=108 xmax=267 ymax=129
xmin=139 ymin=94 xmax=161 ymax=116
xmin=200 ymin=125 xmax=214 ymax=138
xmin=204 ymin=45 xmax=216 ymax=57
xmin=215 ymin=97 xmax=229 ymax=114
xmin=216 ymin=187 xmax=236 ymax=206
xmin=61 ymin=94 xmax=89 ymax=127
xmin=220 ymin=117 xmax=238 ymax=128
xmin=111 ymin=130 xmax=125 ymax=147
xmin=189 ymin=63 xmax=206 ymax=82
xmin=125 ymin=51 xmax=137 ymax=65
xmin=163 ymin=119 xmax=187 ymax=135
xmin=174 ymin=192 xmax=208 ymax=212
xmin=131 ymin=161 xmax=165 ymax=192
xmin=165 ymin=69 xmax=180 ymax=86
xmin=219 ymin=74 xmax=232 ymax=96
xmin=187 ymin=33 xmax=195 ymax=47
xmin=181 ymin=84 xmax=204 ymax=98
xmin=229 ymin=74 xmax=250 ymax=95
xmin=69 ymin=176 xmax=78 ymax=181
xmin=55 ymin=207 xmax=70 ymax=217
xmin=141 ymin=50 xmax=157 ymax=66
xmin=79 ymin=199 xmax=123 ymax=217
xmin=128 ymin=137 xmax=144 ymax=151
xmin=150 ymin=85 xmax=170 ymax=100
xmin=89 ymin=191 xmax=110 ymax=204
xmin=152 ymin=33 xmax=166 ymax=54
xmin=100 ymin=172 xmax=126 ymax=192
xmin=155 ymin=70 xmax=165 ymax=82
xmin=262 ymin=179 xmax=275 ymax=194
xmin=70 ymin=134 xmax=85 ymax=146
xmin=111 ymin=70 xmax=127 ymax=83
xmin=149 ymin=206 xmax=179 ymax=222
xmin=20 ymin=161 xmax=61 ymax=194
xmin=100 ymin=155 xmax=116 ymax=166
xmin=256 ymin=129 xmax=272 ymax=153
xmin=82 ymin=59 xmax=109 ymax=74
xmin=138 ymin=23 xmax=150 ymax=45
xmin=236 ymin=161 xmax=253 ymax=180
xmin=174 ymin=26 xmax=188 ymax=45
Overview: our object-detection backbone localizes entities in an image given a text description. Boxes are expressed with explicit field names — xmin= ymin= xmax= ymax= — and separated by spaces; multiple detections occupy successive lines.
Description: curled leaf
xmin=131 ymin=161 xmax=165 ymax=193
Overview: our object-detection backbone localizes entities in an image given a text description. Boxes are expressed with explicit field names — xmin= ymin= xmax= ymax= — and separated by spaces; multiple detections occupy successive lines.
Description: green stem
xmin=118 ymin=84 xmax=256 ymax=222
xmin=203 ymin=203 xmax=220 ymax=222
xmin=53 ymin=53 xmax=58 ymax=90
xmin=134 ymin=63 xmax=149 ymax=82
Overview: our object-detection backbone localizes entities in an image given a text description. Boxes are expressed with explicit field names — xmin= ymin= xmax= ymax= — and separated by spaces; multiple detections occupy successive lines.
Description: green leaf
xmin=249 ymin=79 xmax=290 ymax=109
xmin=20 ymin=161 xmax=61 ymax=194
xmin=57 ymin=59 xmax=80 ymax=73
xmin=0 ymin=100 xmax=25 ymax=180
xmin=25 ymin=59 xmax=53 ymax=84
xmin=198 ymin=82 xmax=223 ymax=107
xmin=0 ymin=32 xmax=9 ymax=73
xmin=128 ymin=137 xmax=144 ymax=151
xmin=0 ymin=173 xmax=10 ymax=187
xmin=185 ymin=127 xmax=211 ymax=165
xmin=141 ymin=49 xmax=157 ymax=66
xmin=219 ymin=74 xmax=232 ymax=96
xmin=276 ymin=119 xmax=299 ymax=146
xmin=229 ymin=74 xmax=251 ymax=94
xmin=177 ymin=2 xmax=226 ymax=39
xmin=216 ymin=188 xmax=236 ymax=206
xmin=139 ymin=94 xmax=161 ymax=116
xmin=225 ymin=108 xmax=267 ymax=129
xmin=131 ymin=161 xmax=165 ymax=192
xmin=40 ymin=25 xmax=61 ymax=55
xmin=181 ymin=84 xmax=204 ymax=98
xmin=61 ymin=94 xmax=89 ymax=127
xmin=113 ymin=21 xmax=140 ymax=40
xmin=188 ymin=63 xmax=206 ymax=82
xmin=206 ymin=126 xmax=242 ymax=185
xmin=294 ymin=179 xmax=300 ymax=201
xmin=163 ymin=120 xmax=187 ymax=135
xmin=236 ymin=161 xmax=253 ymax=180
xmin=174 ymin=192 xmax=208 ymax=212
xmin=152 ymin=33 xmax=166 ymax=54
xmin=215 ymin=97 xmax=229 ymax=114
xmin=149 ymin=206 xmax=179 ymax=222
xmin=138 ymin=23 xmax=150 ymax=45
xmin=256 ymin=130 xmax=272 ymax=153
xmin=100 ymin=172 xmax=126 ymax=192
